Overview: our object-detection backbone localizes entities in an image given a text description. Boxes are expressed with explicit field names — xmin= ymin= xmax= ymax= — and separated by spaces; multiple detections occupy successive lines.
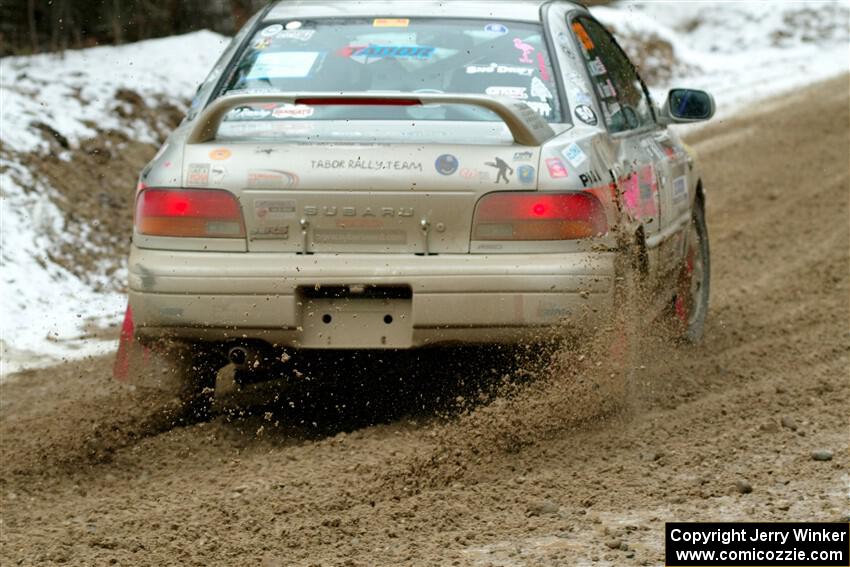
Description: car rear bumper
xmin=128 ymin=247 xmax=616 ymax=348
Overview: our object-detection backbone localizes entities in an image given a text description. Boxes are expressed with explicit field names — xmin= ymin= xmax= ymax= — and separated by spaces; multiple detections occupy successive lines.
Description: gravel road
xmin=1 ymin=75 xmax=848 ymax=566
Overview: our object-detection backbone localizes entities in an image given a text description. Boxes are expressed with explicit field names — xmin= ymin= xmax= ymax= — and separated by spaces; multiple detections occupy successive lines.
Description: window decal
xmin=572 ymin=22 xmax=594 ymax=51
xmin=246 ymin=51 xmax=320 ymax=79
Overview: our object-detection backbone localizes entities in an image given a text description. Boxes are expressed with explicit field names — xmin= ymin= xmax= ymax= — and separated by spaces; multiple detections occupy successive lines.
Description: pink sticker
xmin=537 ymin=52 xmax=550 ymax=81
xmin=546 ymin=158 xmax=568 ymax=178
xmin=622 ymin=173 xmax=640 ymax=213
xmin=513 ymin=38 xmax=535 ymax=64
xmin=621 ymin=166 xmax=658 ymax=219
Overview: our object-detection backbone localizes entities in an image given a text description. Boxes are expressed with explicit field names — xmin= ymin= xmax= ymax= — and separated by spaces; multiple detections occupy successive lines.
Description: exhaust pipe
xmin=227 ymin=346 xmax=253 ymax=368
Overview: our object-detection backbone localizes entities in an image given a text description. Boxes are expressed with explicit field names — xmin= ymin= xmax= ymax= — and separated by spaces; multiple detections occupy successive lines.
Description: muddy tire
xmin=674 ymin=203 xmax=711 ymax=343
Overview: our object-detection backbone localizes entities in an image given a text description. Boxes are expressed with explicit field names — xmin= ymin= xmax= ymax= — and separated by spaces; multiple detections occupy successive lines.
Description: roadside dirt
xmin=0 ymin=90 xmax=183 ymax=292
xmin=1 ymin=76 xmax=848 ymax=566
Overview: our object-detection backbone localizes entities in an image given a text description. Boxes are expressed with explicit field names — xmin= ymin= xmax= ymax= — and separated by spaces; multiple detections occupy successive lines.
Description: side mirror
xmin=659 ymin=88 xmax=715 ymax=125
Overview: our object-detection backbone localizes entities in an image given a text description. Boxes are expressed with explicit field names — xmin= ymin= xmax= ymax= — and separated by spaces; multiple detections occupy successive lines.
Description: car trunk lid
xmin=182 ymin=140 xmax=541 ymax=253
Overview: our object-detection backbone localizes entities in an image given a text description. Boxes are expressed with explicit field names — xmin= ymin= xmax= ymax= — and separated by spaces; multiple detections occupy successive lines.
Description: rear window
xmin=215 ymin=18 xmax=564 ymax=124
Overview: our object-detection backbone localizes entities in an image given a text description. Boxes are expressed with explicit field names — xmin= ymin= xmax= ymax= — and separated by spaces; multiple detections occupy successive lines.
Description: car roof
xmin=265 ymin=1 xmax=587 ymax=23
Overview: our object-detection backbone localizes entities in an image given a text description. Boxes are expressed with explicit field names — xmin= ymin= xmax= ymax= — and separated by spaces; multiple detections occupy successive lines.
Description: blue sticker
xmin=342 ymin=45 xmax=435 ymax=60
xmin=518 ymin=165 xmax=535 ymax=184
xmin=435 ymin=154 xmax=459 ymax=176
xmin=485 ymin=24 xmax=509 ymax=34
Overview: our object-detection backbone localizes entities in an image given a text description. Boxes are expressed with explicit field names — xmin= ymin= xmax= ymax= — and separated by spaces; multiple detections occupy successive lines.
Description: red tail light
xmin=472 ymin=192 xmax=608 ymax=240
xmin=135 ymin=188 xmax=245 ymax=238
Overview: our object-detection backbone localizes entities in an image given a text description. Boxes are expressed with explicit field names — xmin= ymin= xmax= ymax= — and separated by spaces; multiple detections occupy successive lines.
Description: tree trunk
xmin=112 ymin=0 xmax=123 ymax=44
xmin=230 ymin=0 xmax=251 ymax=34
xmin=27 ymin=0 xmax=38 ymax=53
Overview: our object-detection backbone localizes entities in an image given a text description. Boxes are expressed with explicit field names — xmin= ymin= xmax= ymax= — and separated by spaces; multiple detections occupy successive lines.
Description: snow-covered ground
xmin=0 ymin=31 xmax=230 ymax=375
xmin=1 ymin=3 xmax=848 ymax=376
xmin=595 ymin=1 xmax=850 ymax=123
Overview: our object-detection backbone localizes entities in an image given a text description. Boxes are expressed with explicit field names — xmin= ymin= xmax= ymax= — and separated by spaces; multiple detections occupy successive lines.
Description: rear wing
xmin=186 ymin=92 xmax=556 ymax=147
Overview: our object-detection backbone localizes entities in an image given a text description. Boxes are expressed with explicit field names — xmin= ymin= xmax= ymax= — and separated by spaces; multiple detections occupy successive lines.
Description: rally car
xmin=115 ymin=0 xmax=714 ymax=404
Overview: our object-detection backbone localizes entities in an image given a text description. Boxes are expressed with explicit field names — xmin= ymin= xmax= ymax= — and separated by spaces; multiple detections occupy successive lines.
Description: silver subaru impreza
xmin=115 ymin=0 xmax=714 ymax=405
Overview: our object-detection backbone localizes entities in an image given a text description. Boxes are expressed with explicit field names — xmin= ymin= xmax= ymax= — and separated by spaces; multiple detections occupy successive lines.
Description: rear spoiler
xmin=185 ymin=92 xmax=556 ymax=147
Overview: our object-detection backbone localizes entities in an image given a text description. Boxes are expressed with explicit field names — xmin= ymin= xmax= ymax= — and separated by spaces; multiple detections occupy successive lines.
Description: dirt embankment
xmin=1 ymin=89 xmax=183 ymax=292
xmin=1 ymin=75 xmax=848 ymax=566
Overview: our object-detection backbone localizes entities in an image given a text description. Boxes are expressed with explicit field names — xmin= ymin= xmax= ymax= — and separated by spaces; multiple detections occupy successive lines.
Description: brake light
xmin=135 ymin=188 xmax=245 ymax=238
xmin=295 ymin=97 xmax=421 ymax=107
xmin=472 ymin=192 xmax=608 ymax=240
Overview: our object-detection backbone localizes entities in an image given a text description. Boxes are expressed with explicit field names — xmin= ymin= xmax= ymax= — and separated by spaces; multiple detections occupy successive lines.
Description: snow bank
xmin=1 ymin=31 xmax=229 ymax=376
xmin=1 ymin=30 xmax=229 ymax=154
xmin=592 ymin=1 xmax=850 ymax=121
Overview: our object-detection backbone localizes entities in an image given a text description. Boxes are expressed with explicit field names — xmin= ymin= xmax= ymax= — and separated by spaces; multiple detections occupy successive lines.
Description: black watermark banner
xmin=666 ymin=522 xmax=849 ymax=566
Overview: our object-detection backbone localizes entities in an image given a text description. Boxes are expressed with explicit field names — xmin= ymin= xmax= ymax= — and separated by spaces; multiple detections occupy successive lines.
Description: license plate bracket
xmin=297 ymin=295 xmax=413 ymax=348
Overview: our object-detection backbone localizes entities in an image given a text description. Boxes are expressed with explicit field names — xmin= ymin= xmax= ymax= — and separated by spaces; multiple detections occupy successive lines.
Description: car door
xmin=568 ymin=15 xmax=667 ymax=284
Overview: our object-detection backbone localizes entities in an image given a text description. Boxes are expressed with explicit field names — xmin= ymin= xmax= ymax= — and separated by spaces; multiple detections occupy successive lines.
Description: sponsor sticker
xmin=485 ymin=86 xmax=528 ymax=99
xmin=278 ymin=29 xmax=316 ymax=41
xmin=210 ymin=164 xmax=227 ymax=184
xmin=562 ymin=142 xmax=587 ymax=167
xmin=260 ymin=24 xmax=283 ymax=37
xmin=526 ymin=101 xmax=552 ymax=117
xmin=341 ymin=45 xmax=435 ymax=60
xmin=572 ymin=22 xmax=594 ymax=50
xmin=466 ymin=63 xmax=534 ymax=76
xmin=484 ymin=23 xmax=509 ymax=34
xmin=588 ymin=57 xmax=607 ymax=76
xmin=578 ymin=169 xmax=602 ymax=187
xmin=187 ymin=163 xmax=210 ymax=187
xmin=272 ymin=104 xmax=315 ymax=119
xmin=531 ymin=76 xmax=553 ymax=101
xmin=247 ymin=51 xmax=320 ymax=79
xmin=373 ymin=18 xmax=409 ymax=27
xmin=545 ymin=158 xmax=568 ymax=179
xmin=225 ymin=105 xmax=273 ymax=121
xmin=537 ymin=52 xmax=550 ymax=81
xmin=599 ymin=79 xmax=617 ymax=99
xmin=518 ymin=165 xmax=535 ymax=184
xmin=311 ymin=159 xmax=424 ymax=172
xmin=247 ymin=169 xmax=299 ymax=188
xmin=571 ymin=90 xmax=593 ymax=106
xmin=435 ymin=154 xmax=459 ymax=176
xmin=254 ymin=37 xmax=273 ymax=50
xmin=484 ymin=157 xmax=514 ymax=184
xmin=513 ymin=38 xmax=535 ymax=64
xmin=254 ymin=199 xmax=296 ymax=220
xmin=574 ymin=104 xmax=598 ymax=126
xmin=209 ymin=148 xmax=232 ymax=161
xmin=460 ymin=168 xmax=491 ymax=182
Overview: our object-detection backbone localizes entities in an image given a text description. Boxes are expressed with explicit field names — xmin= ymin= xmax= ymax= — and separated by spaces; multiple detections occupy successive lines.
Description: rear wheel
xmin=674 ymin=203 xmax=711 ymax=343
